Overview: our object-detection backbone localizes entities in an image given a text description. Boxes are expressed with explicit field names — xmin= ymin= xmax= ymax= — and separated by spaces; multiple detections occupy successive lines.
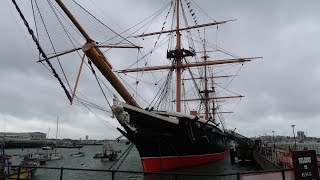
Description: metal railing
xmin=0 ymin=165 xmax=298 ymax=180
xmin=276 ymin=144 xmax=320 ymax=154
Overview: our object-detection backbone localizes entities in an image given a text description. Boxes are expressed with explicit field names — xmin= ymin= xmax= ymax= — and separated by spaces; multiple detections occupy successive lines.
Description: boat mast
xmin=55 ymin=116 xmax=59 ymax=154
xmin=55 ymin=0 xmax=140 ymax=108
xmin=176 ymin=0 xmax=182 ymax=112
xmin=55 ymin=116 xmax=59 ymax=141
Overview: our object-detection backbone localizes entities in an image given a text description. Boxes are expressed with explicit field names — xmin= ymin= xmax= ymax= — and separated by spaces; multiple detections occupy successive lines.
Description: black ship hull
xmin=113 ymin=102 xmax=230 ymax=172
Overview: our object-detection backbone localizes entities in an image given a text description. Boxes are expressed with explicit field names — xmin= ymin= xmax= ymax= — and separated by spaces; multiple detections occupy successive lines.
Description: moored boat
xmin=44 ymin=152 xmax=63 ymax=161
xmin=0 ymin=149 xmax=37 ymax=179
xmin=7 ymin=171 xmax=32 ymax=180
xmin=70 ymin=152 xmax=85 ymax=157
xmin=101 ymin=144 xmax=118 ymax=162
xmin=41 ymin=146 xmax=53 ymax=150
xmin=93 ymin=152 xmax=102 ymax=159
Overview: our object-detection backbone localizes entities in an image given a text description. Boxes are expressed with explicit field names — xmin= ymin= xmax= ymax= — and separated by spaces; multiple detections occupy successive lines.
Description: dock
xmin=1 ymin=139 xmax=54 ymax=149
xmin=225 ymin=131 xmax=320 ymax=179
xmin=253 ymin=150 xmax=282 ymax=170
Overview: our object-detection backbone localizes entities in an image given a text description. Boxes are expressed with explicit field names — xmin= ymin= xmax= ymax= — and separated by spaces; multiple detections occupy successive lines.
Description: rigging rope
xmin=216 ymin=64 xmax=244 ymax=94
xmin=147 ymin=68 xmax=174 ymax=110
xmin=183 ymin=58 xmax=204 ymax=100
xmin=35 ymin=0 xmax=73 ymax=92
xmin=15 ymin=0 xmax=125 ymax=136
xmin=188 ymin=0 xmax=217 ymax=23
xmin=12 ymin=0 xmax=72 ymax=102
xmin=151 ymin=1 xmax=173 ymax=54
xmin=87 ymin=59 xmax=113 ymax=110
xmin=72 ymin=0 xmax=135 ymax=47
xmin=30 ymin=0 xmax=40 ymax=60
xmin=180 ymin=1 xmax=204 ymax=81
xmin=38 ymin=60 xmax=118 ymax=132
xmin=79 ymin=102 xmax=119 ymax=133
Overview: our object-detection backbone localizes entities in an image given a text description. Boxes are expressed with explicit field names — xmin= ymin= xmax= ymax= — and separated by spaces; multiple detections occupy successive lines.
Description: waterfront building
xmin=0 ymin=132 xmax=46 ymax=140
xmin=297 ymin=131 xmax=306 ymax=142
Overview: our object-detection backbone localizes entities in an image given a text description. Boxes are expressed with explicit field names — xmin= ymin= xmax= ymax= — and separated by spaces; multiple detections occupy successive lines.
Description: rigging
xmin=12 ymin=0 xmax=72 ymax=102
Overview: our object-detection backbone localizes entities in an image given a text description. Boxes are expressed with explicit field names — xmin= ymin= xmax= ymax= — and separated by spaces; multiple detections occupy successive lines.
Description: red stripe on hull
xmin=141 ymin=150 xmax=230 ymax=172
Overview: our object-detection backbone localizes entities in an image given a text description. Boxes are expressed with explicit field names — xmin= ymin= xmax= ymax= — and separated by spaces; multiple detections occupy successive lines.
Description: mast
xmin=55 ymin=116 xmax=59 ymax=154
xmin=55 ymin=116 xmax=59 ymax=141
xmin=55 ymin=0 xmax=140 ymax=108
xmin=203 ymin=28 xmax=209 ymax=120
xmin=128 ymin=1 xmax=246 ymax=113
xmin=176 ymin=0 xmax=182 ymax=112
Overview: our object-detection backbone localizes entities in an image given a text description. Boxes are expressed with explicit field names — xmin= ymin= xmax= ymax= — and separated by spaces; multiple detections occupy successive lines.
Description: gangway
xmin=224 ymin=129 xmax=255 ymax=161
xmin=224 ymin=129 xmax=254 ymax=146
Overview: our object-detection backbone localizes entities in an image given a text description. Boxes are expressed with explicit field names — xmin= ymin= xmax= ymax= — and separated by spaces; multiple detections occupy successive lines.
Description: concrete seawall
xmin=1 ymin=139 xmax=54 ymax=148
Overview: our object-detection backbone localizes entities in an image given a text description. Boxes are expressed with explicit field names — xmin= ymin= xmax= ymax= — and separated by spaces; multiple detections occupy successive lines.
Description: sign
xmin=277 ymin=151 xmax=293 ymax=168
xmin=292 ymin=150 xmax=319 ymax=180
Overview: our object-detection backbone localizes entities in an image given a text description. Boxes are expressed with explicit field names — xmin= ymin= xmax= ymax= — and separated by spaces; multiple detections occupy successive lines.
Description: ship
xmin=12 ymin=0 xmax=260 ymax=172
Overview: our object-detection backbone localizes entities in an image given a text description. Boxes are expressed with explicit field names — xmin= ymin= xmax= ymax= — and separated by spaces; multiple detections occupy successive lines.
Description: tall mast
xmin=55 ymin=116 xmax=59 ymax=154
xmin=127 ymin=2 xmax=240 ymax=113
xmin=203 ymin=28 xmax=209 ymax=120
xmin=55 ymin=116 xmax=59 ymax=141
xmin=55 ymin=0 xmax=140 ymax=108
xmin=176 ymin=0 xmax=182 ymax=112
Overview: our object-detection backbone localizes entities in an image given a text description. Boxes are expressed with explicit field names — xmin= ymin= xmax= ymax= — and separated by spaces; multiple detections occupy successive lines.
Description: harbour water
xmin=5 ymin=142 xmax=260 ymax=180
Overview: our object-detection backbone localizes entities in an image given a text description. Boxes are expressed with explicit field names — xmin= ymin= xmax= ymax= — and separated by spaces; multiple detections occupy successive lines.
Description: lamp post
xmin=272 ymin=130 xmax=276 ymax=162
xmin=291 ymin=125 xmax=296 ymax=150
xmin=272 ymin=131 xmax=275 ymax=145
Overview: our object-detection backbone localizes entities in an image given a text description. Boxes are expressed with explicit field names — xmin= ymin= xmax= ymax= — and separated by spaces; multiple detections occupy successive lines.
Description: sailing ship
xmin=12 ymin=0 xmax=260 ymax=172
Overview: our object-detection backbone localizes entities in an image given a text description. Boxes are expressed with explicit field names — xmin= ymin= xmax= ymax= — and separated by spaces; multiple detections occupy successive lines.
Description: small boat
xmin=70 ymin=152 xmax=85 ymax=157
xmin=42 ymin=146 xmax=53 ymax=150
xmin=101 ymin=151 xmax=118 ymax=162
xmin=93 ymin=152 xmax=102 ymax=159
xmin=7 ymin=170 xmax=32 ymax=180
xmin=100 ymin=144 xmax=118 ymax=162
xmin=20 ymin=154 xmax=40 ymax=177
xmin=44 ymin=152 xmax=63 ymax=161
xmin=0 ymin=149 xmax=37 ymax=179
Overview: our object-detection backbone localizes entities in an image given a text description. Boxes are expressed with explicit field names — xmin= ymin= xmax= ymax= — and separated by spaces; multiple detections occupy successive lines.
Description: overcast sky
xmin=0 ymin=0 xmax=320 ymax=140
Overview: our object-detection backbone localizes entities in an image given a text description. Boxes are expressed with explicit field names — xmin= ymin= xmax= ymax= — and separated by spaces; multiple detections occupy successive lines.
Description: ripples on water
xmin=5 ymin=142 xmax=260 ymax=180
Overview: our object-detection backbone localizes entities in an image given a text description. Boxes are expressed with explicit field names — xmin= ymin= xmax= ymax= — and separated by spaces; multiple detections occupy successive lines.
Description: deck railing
xmin=0 ymin=165 xmax=298 ymax=180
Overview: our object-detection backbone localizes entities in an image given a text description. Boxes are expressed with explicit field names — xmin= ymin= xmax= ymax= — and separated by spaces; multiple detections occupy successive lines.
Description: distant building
xmin=85 ymin=135 xmax=89 ymax=141
xmin=0 ymin=132 xmax=46 ymax=140
xmin=297 ymin=131 xmax=306 ymax=141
